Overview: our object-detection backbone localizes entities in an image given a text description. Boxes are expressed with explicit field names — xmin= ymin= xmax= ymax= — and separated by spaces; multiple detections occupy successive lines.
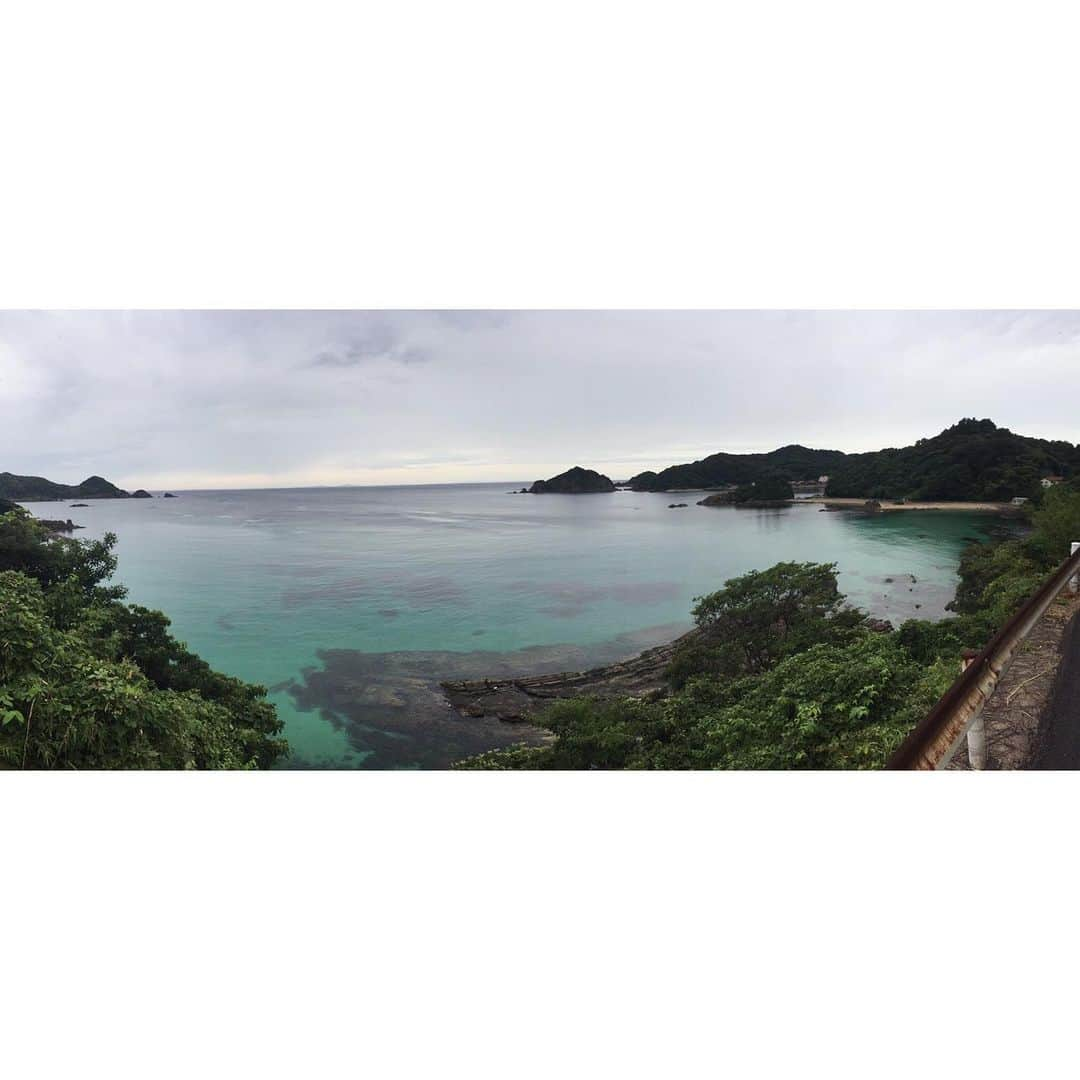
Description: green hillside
xmin=824 ymin=419 xmax=1079 ymax=501
xmin=629 ymin=445 xmax=845 ymax=492
xmin=0 ymin=472 xmax=134 ymax=501
xmin=628 ymin=419 xmax=1078 ymax=502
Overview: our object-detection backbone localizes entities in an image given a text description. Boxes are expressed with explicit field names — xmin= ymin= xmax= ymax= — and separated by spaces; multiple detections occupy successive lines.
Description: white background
xmin=3 ymin=2 xmax=1080 ymax=1078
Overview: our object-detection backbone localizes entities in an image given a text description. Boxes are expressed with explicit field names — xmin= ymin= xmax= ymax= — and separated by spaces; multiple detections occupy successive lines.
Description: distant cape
xmin=0 ymin=471 xmax=149 ymax=501
xmin=529 ymin=467 xmax=616 ymax=494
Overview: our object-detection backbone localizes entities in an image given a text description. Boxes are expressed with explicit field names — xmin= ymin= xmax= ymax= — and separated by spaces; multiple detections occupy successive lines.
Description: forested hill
xmin=628 ymin=420 xmax=1080 ymax=501
xmin=0 ymin=472 xmax=136 ymax=501
xmin=824 ymin=419 xmax=1080 ymax=501
xmin=629 ymin=445 xmax=846 ymax=491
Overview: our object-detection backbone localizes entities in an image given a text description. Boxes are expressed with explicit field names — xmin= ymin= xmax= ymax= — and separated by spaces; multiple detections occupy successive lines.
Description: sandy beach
xmin=804 ymin=496 xmax=1022 ymax=514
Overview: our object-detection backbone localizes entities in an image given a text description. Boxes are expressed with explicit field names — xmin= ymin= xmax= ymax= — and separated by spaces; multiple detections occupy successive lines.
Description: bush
xmin=0 ymin=508 xmax=286 ymax=769
xmin=1028 ymin=487 xmax=1080 ymax=567
xmin=669 ymin=561 xmax=864 ymax=685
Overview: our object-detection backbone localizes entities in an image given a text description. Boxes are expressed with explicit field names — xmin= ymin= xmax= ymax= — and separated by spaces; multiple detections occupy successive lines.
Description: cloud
xmin=309 ymin=321 xmax=431 ymax=368
xmin=1 ymin=310 xmax=1078 ymax=489
xmin=431 ymin=310 xmax=515 ymax=331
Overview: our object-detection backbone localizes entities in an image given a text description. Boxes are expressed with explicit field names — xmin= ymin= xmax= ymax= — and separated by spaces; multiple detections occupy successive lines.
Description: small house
xmin=1011 ymin=496 xmax=1029 ymax=506
xmin=1042 ymin=476 xmax=1065 ymax=488
xmin=791 ymin=479 xmax=827 ymax=499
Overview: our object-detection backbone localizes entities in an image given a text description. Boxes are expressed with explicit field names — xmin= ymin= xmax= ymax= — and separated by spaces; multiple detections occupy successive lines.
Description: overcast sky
xmin=1 ymin=310 xmax=1078 ymax=489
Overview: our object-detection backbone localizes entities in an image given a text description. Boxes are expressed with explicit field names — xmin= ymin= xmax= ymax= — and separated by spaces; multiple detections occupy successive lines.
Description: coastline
xmin=803 ymin=497 xmax=1024 ymax=514
xmin=441 ymin=501 xmax=1009 ymax=726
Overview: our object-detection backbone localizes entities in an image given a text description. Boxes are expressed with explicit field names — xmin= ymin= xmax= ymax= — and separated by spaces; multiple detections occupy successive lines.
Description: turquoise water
xmin=22 ymin=485 xmax=997 ymax=768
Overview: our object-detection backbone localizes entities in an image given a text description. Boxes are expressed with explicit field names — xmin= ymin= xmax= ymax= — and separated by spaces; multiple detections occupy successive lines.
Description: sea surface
xmin=21 ymin=485 xmax=1000 ymax=768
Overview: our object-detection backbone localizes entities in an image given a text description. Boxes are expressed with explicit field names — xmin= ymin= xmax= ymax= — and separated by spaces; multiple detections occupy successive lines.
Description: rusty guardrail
xmin=886 ymin=542 xmax=1080 ymax=770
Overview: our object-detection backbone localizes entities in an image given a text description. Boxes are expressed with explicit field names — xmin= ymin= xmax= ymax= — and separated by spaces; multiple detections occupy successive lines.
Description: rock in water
xmin=529 ymin=466 xmax=616 ymax=494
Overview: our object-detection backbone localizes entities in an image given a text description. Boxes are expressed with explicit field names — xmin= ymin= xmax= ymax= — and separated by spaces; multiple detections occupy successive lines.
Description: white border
xmin=5 ymin=1 xmax=1080 ymax=1076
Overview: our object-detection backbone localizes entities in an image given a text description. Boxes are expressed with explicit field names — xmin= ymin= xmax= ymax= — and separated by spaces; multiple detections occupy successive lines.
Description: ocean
xmin=21 ymin=484 xmax=998 ymax=768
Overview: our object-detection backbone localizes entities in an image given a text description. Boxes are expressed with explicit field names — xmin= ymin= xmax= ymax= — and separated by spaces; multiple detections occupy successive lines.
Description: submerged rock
xmin=442 ymin=630 xmax=697 ymax=724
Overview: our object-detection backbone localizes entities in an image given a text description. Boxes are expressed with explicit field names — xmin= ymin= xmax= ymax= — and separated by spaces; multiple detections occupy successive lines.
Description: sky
xmin=1 ymin=309 xmax=1078 ymax=490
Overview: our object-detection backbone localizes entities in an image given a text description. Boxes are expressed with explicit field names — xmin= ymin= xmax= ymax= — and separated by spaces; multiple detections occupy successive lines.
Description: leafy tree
xmin=0 ymin=509 xmax=121 ymax=598
xmin=669 ymin=561 xmax=864 ymax=685
xmin=0 ymin=507 xmax=286 ymax=769
xmin=1028 ymin=486 xmax=1080 ymax=567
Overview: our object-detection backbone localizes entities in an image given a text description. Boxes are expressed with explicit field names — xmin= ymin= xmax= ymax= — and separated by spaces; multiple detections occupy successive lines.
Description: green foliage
xmin=825 ymin=419 xmax=1075 ymax=502
xmin=625 ymin=418 xmax=1080 ymax=497
xmin=459 ymin=635 xmax=951 ymax=770
xmin=460 ymin=563 xmax=909 ymax=770
xmin=729 ymin=475 xmax=794 ymax=504
xmin=0 ymin=508 xmax=122 ymax=601
xmin=629 ymin=445 xmax=843 ymax=493
xmin=0 ymin=508 xmax=286 ymax=769
xmin=1028 ymin=485 xmax=1080 ymax=566
xmin=669 ymin=561 xmax=863 ymax=686
xmin=0 ymin=470 xmax=131 ymax=501
xmin=529 ymin=467 xmax=615 ymax=494
xmin=687 ymin=635 xmax=947 ymax=769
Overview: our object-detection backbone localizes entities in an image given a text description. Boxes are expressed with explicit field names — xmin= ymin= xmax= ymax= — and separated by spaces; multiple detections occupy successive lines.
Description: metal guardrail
xmin=886 ymin=543 xmax=1080 ymax=770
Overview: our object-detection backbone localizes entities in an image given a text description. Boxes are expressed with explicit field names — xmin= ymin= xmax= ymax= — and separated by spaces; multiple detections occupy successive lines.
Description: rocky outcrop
xmin=699 ymin=478 xmax=793 ymax=509
xmin=442 ymin=630 xmax=698 ymax=722
xmin=132 ymin=489 xmax=153 ymax=499
xmin=37 ymin=518 xmax=82 ymax=533
xmin=163 ymin=492 xmax=178 ymax=498
xmin=529 ymin=467 xmax=616 ymax=495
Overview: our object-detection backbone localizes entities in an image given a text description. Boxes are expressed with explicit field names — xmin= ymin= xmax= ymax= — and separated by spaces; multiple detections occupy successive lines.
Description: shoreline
xmin=441 ymin=503 xmax=1007 ymax=725
xmin=803 ymin=497 xmax=1024 ymax=514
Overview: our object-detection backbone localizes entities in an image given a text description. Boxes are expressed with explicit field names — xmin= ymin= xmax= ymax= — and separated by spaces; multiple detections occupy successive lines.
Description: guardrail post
xmin=966 ymin=715 xmax=987 ymax=769
xmin=961 ymin=652 xmax=988 ymax=770
xmin=1071 ymin=543 xmax=1080 ymax=593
